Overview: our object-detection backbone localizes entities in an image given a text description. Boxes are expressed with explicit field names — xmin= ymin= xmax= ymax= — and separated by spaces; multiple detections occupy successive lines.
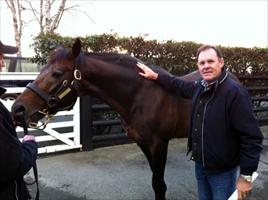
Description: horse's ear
xmin=72 ymin=38 xmax=81 ymax=58
xmin=59 ymin=42 xmax=64 ymax=48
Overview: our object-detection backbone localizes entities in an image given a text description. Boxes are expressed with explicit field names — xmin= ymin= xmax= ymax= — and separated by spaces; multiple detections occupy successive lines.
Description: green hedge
xmin=30 ymin=32 xmax=267 ymax=76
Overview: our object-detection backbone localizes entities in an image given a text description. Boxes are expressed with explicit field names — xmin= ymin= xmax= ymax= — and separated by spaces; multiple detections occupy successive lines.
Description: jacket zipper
xmin=14 ymin=180 xmax=19 ymax=200
xmin=201 ymin=83 xmax=218 ymax=168
xmin=201 ymin=72 xmax=228 ymax=168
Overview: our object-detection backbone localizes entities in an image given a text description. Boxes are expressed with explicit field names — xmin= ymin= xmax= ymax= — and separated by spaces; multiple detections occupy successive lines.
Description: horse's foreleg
xmin=138 ymin=144 xmax=153 ymax=169
xmin=150 ymin=139 xmax=169 ymax=200
xmin=139 ymin=139 xmax=169 ymax=200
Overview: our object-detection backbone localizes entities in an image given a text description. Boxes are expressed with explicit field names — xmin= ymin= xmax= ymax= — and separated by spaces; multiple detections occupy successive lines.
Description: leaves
xmin=31 ymin=32 xmax=268 ymax=76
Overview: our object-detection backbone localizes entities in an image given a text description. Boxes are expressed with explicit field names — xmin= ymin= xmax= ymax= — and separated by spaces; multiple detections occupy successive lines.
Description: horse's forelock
xmin=48 ymin=47 xmax=71 ymax=64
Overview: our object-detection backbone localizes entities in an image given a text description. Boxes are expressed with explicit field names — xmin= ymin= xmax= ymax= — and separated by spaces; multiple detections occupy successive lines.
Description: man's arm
xmin=18 ymin=136 xmax=38 ymax=176
xmin=137 ymin=62 xmax=196 ymax=98
xmin=230 ymin=87 xmax=263 ymax=199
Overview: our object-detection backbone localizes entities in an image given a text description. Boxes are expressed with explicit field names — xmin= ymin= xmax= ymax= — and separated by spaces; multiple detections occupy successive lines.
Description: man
xmin=0 ymin=41 xmax=38 ymax=200
xmin=137 ymin=45 xmax=263 ymax=200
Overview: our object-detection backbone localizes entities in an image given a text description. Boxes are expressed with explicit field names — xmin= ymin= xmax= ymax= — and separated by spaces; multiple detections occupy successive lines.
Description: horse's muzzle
xmin=12 ymin=103 xmax=28 ymax=126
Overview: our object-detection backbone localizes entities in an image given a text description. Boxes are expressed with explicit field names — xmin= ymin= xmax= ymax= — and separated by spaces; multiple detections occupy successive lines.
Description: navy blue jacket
xmin=156 ymin=70 xmax=263 ymax=175
xmin=0 ymin=87 xmax=38 ymax=200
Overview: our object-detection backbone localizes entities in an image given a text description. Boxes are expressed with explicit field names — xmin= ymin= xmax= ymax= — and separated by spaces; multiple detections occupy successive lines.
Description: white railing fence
xmin=1 ymin=74 xmax=81 ymax=154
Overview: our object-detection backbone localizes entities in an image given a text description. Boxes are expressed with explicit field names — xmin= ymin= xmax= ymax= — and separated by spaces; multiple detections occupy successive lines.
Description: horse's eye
xmin=52 ymin=69 xmax=64 ymax=78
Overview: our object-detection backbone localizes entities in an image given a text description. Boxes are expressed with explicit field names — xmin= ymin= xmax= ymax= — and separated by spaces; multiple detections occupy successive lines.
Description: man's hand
xmin=23 ymin=135 xmax=36 ymax=142
xmin=137 ymin=62 xmax=158 ymax=80
xmin=236 ymin=175 xmax=252 ymax=199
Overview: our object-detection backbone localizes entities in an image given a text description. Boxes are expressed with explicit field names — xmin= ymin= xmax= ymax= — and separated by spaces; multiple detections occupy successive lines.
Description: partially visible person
xmin=0 ymin=41 xmax=38 ymax=200
xmin=0 ymin=41 xmax=18 ymax=72
xmin=137 ymin=45 xmax=263 ymax=200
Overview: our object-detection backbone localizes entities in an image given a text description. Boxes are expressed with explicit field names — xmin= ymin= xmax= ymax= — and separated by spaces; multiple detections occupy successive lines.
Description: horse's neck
xmin=80 ymin=58 xmax=137 ymax=120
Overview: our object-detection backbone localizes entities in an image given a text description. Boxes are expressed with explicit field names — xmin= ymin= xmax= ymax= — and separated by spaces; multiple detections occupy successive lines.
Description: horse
xmin=12 ymin=38 xmax=199 ymax=200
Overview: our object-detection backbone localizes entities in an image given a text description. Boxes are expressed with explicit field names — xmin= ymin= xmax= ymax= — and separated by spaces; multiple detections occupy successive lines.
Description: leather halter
xmin=26 ymin=68 xmax=82 ymax=128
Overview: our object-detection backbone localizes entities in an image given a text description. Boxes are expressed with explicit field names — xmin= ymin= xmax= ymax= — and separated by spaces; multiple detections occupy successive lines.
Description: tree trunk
xmin=40 ymin=0 xmax=44 ymax=33
xmin=5 ymin=0 xmax=23 ymax=56
xmin=44 ymin=0 xmax=51 ymax=33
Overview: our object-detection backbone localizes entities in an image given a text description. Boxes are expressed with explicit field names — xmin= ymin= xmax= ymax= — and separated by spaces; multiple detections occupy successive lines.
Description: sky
xmin=0 ymin=0 xmax=267 ymax=57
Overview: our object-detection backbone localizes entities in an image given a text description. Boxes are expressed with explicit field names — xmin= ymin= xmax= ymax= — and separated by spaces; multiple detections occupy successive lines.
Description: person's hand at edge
xmin=236 ymin=175 xmax=253 ymax=200
xmin=22 ymin=135 xmax=36 ymax=142
xmin=137 ymin=62 xmax=158 ymax=80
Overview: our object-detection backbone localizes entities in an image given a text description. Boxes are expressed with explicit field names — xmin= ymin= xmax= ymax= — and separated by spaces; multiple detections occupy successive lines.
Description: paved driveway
xmin=26 ymin=127 xmax=268 ymax=200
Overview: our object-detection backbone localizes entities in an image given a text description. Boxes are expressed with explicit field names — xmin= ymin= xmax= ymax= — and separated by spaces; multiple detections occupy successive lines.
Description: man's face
xmin=197 ymin=48 xmax=224 ymax=83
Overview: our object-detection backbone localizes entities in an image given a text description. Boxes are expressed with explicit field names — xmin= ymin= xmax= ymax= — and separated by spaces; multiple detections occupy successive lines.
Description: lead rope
xmin=20 ymin=116 xmax=40 ymax=200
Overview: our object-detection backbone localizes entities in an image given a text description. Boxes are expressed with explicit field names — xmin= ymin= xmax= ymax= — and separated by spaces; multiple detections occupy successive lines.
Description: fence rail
xmin=239 ymin=75 xmax=268 ymax=126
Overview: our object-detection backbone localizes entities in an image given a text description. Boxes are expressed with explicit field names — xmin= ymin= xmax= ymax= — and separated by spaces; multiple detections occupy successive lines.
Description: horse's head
xmin=12 ymin=38 xmax=82 ymax=128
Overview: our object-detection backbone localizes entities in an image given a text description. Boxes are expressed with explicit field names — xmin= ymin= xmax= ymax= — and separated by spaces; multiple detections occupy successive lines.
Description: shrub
xmin=31 ymin=32 xmax=268 ymax=76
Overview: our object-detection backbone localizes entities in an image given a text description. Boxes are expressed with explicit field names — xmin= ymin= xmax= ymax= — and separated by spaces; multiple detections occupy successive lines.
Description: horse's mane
xmin=48 ymin=48 xmax=137 ymax=64
xmin=49 ymin=48 xmax=171 ymax=77
xmin=85 ymin=52 xmax=138 ymax=64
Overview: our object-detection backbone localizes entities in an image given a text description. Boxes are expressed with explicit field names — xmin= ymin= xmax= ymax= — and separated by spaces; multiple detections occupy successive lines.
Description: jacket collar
xmin=199 ymin=68 xmax=228 ymax=92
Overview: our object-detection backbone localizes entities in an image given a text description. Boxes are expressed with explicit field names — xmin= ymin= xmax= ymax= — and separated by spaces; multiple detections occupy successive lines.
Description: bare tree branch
xmin=5 ymin=0 xmax=12 ymax=9
xmin=50 ymin=0 xmax=66 ymax=31
xmin=70 ymin=8 xmax=96 ymax=24
xmin=51 ymin=0 xmax=56 ymax=6
xmin=26 ymin=0 xmax=41 ymax=25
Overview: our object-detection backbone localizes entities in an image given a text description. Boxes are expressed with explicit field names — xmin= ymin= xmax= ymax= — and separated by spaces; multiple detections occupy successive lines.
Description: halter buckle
xmin=74 ymin=69 xmax=82 ymax=80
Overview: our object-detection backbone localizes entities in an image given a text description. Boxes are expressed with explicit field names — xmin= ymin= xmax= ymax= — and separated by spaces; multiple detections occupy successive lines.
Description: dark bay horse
xmin=12 ymin=39 xmax=199 ymax=200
